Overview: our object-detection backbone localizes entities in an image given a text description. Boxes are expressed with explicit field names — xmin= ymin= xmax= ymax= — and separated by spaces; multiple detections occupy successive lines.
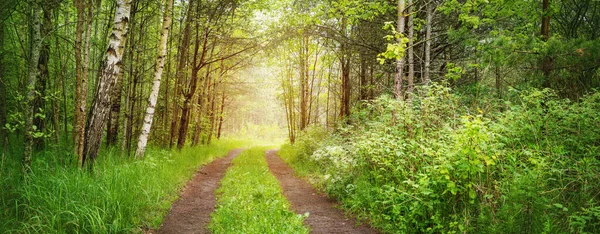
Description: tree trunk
xmin=73 ymin=0 xmax=90 ymax=165
xmin=299 ymin=35 xmax=309 ymax=130
xmin=407 ymin=0 xmax=414 ymax=99
xmin=134 ymin=0 xmax=173 ymax=158
xmin=340 ymin=55 xmax=350 ymax=118
xmin=394 ymin=0 xmax=406 ymax=100
xmin=359 ymin=52 xmax=367 ymax=100
xmin=162 ymin=5 xmax=176 ymax=146
xmin=177 ymin=24 xmax=210 ymax=149
xmin=541 ymin=0 xmax=550 ymax=41
xmin=216 ymin=91 xmax=225 ymax=139
xmin=541 ymin=0 xmax=552 ymax=88
xmin=169 ymin=1 xmax=194 ymax=148
xmin=83 ymin=0 xmax=131 ymax=168
xmin=207 ymin=67 xmax=220 ymax=144
xmin=339 ymin=16 xmax=350 ymax=118
xmin=24 ymin=1 xmax=43 ymax=172
xmin=107 ymin=7 xmax=129 ymax=149
xmin=33 ymin=5 xmax=52 ymax=150
xmin=106 ymin=59 xmax=125 ymax=146
xmin=496 ymin=65 xmax=502 ymax=99
xmin=0 ymin=18 xmax=6 ymax=142
xmin=424 ymin=1 xmax=432 ymax=85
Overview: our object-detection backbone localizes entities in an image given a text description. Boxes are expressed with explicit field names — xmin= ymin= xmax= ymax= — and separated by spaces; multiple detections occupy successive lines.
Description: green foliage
xmin=209 ymin=147 xmax=308 ymax=234
xmin=281 ymin=85 xmax=600 ymax=233
xmin=377 ymin=22 xmax=409 ymax=65
xmin=0 ymin=139 xmax=247 ymax=233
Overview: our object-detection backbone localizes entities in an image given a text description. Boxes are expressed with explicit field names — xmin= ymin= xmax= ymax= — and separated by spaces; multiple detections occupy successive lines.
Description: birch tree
xmin=23 ymin=1 xmax=43 ymax=172
xmin=424 ymin=0 xmax=433 ymax=85
xmin=406 ymin=0 xmax=414 ymax=98
xmin=135 ymin=0 xmax=174 ymax=158
xmin=82 ymin=0 xmax=132 ymax=168
xmin=394 ymin=0 xmax=406 ymax=100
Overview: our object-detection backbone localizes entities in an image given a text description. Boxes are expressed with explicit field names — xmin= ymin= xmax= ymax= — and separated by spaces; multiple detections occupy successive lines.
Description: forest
xmin=0 ymin=0 xmax=599 ymax=233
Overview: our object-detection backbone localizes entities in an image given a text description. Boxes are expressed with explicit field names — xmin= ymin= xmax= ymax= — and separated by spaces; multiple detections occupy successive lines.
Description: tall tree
xmin=339 ymin=17 xmax=350 ymax=118
xmin=406 ymin=0 xmax=414 ymax=98
xmin=83 ymin=0 xmax=132 ymax=168
xmin=541 ymin=0 xmax=552 ymax=88
xmin=424 ymin=0 xmax=433 ymax=85
xmin=32 ymin=1 xmax=55 ymax=150
xmin=169 ymin=0 xmax=194 ymax=148
xmin=135 ymin=0 xmax=174 ymax=158
xmin=73 ymin=0 xmax=93 ymax=164
xmin=395 ymin=0 xmax=406 ymax=100
xmin=0 ymin=15 xmax=6 ymax=143
xmin=23 ymin=1 xmax=43 ymax=172
xmin=299 ymin=34 xmax=309 ymax=130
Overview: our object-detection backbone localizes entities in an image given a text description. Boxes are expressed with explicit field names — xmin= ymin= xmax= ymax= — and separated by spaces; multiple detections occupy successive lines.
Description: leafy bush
xmin=280 ymin=85 xmax=600 ymax=233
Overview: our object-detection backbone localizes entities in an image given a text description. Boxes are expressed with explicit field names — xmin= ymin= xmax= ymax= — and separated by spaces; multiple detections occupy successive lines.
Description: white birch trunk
xmin=23 ymin=2 xmax=43 ymax=172
xmin=135 ymin=0 xmax=174 ymax=158
xmin=424 ymin=1 xmax=433 ymax=85
xmin=394 ymin=0 xmax=406 ymax=100
xmin=407 ymin=0 xmax=414 ymax=98
xmin=83 ymin=0 xmax=131 ymax=166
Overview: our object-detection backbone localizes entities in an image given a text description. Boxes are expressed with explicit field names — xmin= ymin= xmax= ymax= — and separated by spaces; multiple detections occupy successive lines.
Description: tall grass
xmin=0 ymin=139 xmax=248 ymax=233
xmin=209 ymin=147 xmax=309 ymax=234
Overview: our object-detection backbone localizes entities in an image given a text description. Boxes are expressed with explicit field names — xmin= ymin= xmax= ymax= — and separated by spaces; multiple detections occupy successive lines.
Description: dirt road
xmin=266 ymin=150 xmax=377 ymax=234
xmin=158 ymin=149 xmax=243 ymax=234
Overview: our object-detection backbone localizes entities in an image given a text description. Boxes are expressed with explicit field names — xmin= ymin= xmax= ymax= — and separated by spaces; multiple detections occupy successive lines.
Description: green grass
xmin=0 ymin=139 xmax=249 ymax=233
xmin=209 ymin=147 xmax=309 ymax=234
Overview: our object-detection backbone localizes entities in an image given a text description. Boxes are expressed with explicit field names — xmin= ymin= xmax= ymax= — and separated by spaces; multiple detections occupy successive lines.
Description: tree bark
xmin=394 ymin=0 xmax=406 ymax=100
xmin=424 ymin=1 xmax=432 ymax=85
xmin=340 ymin=55 xmax=350 ymax=118
xmin=106 ymin=58 xmax=125 ymax=146
xmin=177 ymin=25 xmax=210 ymax=149
xmin=406 ymin=0 xmax=414 ymax=98
xmin=216 ymin=91 xmax=225 ymax=139
xmin=339 ymin=17 xmax=350 ymax=118
xmin=0 ymin=17 xmax=6 ymax=142
xmin=134 ymin=0 xmax=173 ymax=158
xmin=73 ymin=0 xmax=90 ymax=165
xmin=83 ymin=0 xmax=131 ymax=168
xmin=206 ymin=77 xmax=217 ymax=145
xmin=33 ymin=3 xmax=54 ymax=150
xmin=541 ymin=0 xmax=552 ymax=88
xmin=24 ymin=1 xmax=43 ymax=172
xmin=541 ymin=0 xmax=550 ymax=41
xmin=169 ymin=0 xmax=194 ymax=148
xmin=299 ymin=35 xmax=309 ymax=130
xmin=359 ymin=52 xmax=368 ymax=100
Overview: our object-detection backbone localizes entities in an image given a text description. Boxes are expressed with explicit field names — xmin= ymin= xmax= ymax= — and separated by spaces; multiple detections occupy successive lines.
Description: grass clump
xmin=209 ymin=147 xmax=309 ymax=234
xmin=0 ymin=139 xmax=248 ymax=233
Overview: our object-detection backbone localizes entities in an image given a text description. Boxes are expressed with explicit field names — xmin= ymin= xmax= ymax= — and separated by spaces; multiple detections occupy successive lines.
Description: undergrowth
xmin=0 ymin=139 xmax=248 ymax=233
xmin=209 ymin=147 xmax=309 ymax=234
xmin=279 ymin=85 xmax=600 ymax=234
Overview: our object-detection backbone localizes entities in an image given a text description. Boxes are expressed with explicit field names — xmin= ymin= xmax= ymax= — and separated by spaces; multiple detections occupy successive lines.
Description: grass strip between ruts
xmin=209 ymin=147 xmax=309 ymax=234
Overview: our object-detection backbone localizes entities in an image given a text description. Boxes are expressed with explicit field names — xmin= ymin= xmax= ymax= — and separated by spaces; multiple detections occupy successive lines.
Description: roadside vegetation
xmin=209 ymin=147 xmax=309 ymax=234
xmin=0 ymin=139 xmax=247 ymax=233
xmin=279 ymin=85 xmax=600 ymax=234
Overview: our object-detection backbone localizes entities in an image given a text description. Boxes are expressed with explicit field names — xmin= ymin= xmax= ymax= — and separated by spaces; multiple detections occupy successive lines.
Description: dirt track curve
xmin=158 ymin=149 xmax=243 ymax=234
xmin=266 ymin=150 xmax=378 ymax=234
